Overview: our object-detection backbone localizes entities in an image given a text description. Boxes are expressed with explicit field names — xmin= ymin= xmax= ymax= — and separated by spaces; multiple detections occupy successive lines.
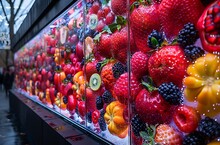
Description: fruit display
xmin=14 ymin=0 xmax=220 ymax=144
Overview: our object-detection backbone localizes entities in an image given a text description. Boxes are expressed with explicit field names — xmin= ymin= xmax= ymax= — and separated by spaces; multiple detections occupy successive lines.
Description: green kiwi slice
xmin=89 ymin=73 xmax=101 ymax=91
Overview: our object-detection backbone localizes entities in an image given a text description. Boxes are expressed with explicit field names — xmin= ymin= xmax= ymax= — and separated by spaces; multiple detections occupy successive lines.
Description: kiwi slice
xmin=89 ymin=73 xmax=101 ymax=91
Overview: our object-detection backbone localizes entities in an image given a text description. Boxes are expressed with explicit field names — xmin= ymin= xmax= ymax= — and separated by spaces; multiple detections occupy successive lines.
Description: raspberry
xmin=102 ymin=90 xmax=112 ymax=103
xmin=131 ymin=114 xmax=146 ymax=136
xmin=177 ymin=23 xmax=199 ymax=48
xmin=147 ymin=30 xmax=164 ymax=49
xmin=95 ymin=96 xmax=103 ymax=110
xmin=112 ymin=62 xmax=125 ymax=79
xmin=98 ymin=116 xmax=106 ymax=131
xmin=184 ymin=45 xmax=204 ymax=62
xmin=114 ymin=73 xmax=142 ymax=104
xmin=183 ymin=131 xmax=207 ymax=145
xmin=131 ymin=51 xmax=149 ymax=79
xmin=198 ymin=117 xmax=220 ymax=140
xmin=158 ymin=82 xmax=183 ymax=105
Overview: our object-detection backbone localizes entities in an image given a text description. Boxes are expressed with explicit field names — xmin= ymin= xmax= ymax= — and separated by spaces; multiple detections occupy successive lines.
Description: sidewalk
xmin=0 ymin=88 xmax=29 ymax=145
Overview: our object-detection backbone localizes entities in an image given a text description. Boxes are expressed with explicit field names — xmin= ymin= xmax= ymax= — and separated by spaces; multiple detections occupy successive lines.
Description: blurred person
xmin=0 ymin=71 xmax=3 ymax=90
xmin=3 ymin=67 xmax=10 ymax=96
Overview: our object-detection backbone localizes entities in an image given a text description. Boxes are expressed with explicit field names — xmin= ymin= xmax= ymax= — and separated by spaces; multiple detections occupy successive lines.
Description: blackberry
xmin=102 ymin=90 xmax=112 ymax=103
xmin=131 ymin=114 xmax=146 ymax=136
xmin=96 ymin=62 xmax=102 ymax=72
xmin=177 ymin=23 xmax=199 ymax=48
xmin=96 ymin=96 xmax=104 ymax=110
xmin=86 ymin=112 xmax=92 ymax=123
xmin=66 ymin=74 xmax=72 ymax=80
xmin=147 ymin=30 xmax=164 ymax=49
xmin=183 ymin=131 xmax=207 ymax=145
xmin=98 ymin=116 xmax=106 ymax=131
xmin=184 ymin=45 xmax=204 ymax=62
xmin=112 ymin=62 xmax=125 ymax=79
xmin=158 ymin=82 xmax=183 ymax=105
xmin=100 ymin=109 xmax=105 ymax=118
xmin=198 ymin=117 xmax=220 ymax=140
xmin=63 ymin=96 xmax=68 ymax=104
xmin=71 ymin=45 xmax=76 ymax=53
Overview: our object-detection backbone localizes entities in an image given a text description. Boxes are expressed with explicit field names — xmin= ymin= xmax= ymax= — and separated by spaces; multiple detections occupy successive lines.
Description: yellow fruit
xmin=184 ymin=53 xmax=220 ymax=117
xmin=104 ymin=101 xmax=128 ymax=138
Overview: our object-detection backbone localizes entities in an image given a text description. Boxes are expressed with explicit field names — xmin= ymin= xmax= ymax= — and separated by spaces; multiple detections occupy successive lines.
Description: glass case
xmin=14 ymin=0 xmax=220 ymax=144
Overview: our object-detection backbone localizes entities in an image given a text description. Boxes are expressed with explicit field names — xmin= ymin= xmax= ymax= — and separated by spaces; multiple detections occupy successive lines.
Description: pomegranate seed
xmin=212 ymin=5 xmax=220 ymax=14
xmin=214 ymin=13 xmax=220 ymax=23
xmin=208 ymin=8 xmax=213 ymax=15
xmin=205 ymin=23 xmax=215 ymax=32
xmin=206 ymin=35 xmax=217 ymax=44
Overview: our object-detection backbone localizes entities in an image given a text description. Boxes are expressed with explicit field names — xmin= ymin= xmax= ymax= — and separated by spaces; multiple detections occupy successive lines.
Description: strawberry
xmin=95 ymin=33 xmax=112 ymax=58
xmin=67 ymin=94 xmax=77 ymax=112
xmin=114 ymin=72 xmax=142 ymax=104
xmin=92 ymin=110 xmax=100 ymax=124
xmin=148 ymin=45 xmax=188 ymax=87
xmin=155 ymin=124 xmax=182 ymax=145
xmin=131 ymin=51 xmax=149 ymax=79
xmin=130 ymin=4 xmax=160 ymax=53
xmin=85 ymin=87 xmax=97 ymax=113
xmin=173 ymin=105 xmax=200 ymax=133
xmin=111 ymin=0 xmax=127 ymax=16
xmin=100 ymin=61 xmax=117 ymax=91
xmin=159 ymin=0 xmax=204 ymax=39
xmin=111 ymin=27 xmax=136 ymax=63
xmin=63 ymin=63 xmax=72 ymax=75
xmin=85 ymin=60 xmax=98 ymax=81
xmin=111 ymin=0 xmax=136 ymax=16
xmin=135 ymin=89 xmax=173 ymax=125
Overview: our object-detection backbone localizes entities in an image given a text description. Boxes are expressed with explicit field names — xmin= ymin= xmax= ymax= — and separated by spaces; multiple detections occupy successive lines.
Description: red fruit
xmin=92 ymin=110 xmax=100 ymax=124
xmin=173 ymin=105 xmax=200 ymax=133
xmin=148 ymin=45 xmax=188 ymax=87
xmin=89 ymin=1 xmax=100 ymax=14
xmin=105 ymin=12 xmax=115 ymax=25
xmin=96 ymin=33 xmax=112 ymax=58
xmin=130 ymin=4 xmax=160 ymax=53
xmin=63 ymin=63 xmax=72 ymax=75
xmin=131 ymin=132 xmax=143 ymax=145
xmin=76 ymin=42 xmax=83 ymax=61
xmin=101 ymin=62 xmax=116 ymax=91
xmin=86 ymin=88 xmax=97 ymax=113
xmin=131 ymin=51 xmax=149 ymax=79
xmin=155 ymin=124 xmax=182 ymax=145
xmin=135 ymin=89 xmax=173 ymax=124
xmin=197 ymin=1 xmax=220 ymax=52
xmin=85 ymin=61 xmax=98 ymax=81
xmin=111 ymin=27 xmax=136 ymax=63
xmin=69 ymin=34 xmax=78 ymax=45
xmin=96 ymin=19 xmax=105 ymax=32
xmin=102 ymin=6 xmax=111 ymax=16
xmin=111 ymin=0 xmax=127 ymax=15
xmin=159 ymin=0 xmax=204 ymax=39
xmin=64 ymin=82 xmax=73 ymax=96
xmin=97 ymin=9 xmax=105 ymax=20
xmin=78 ymin=100 xmax=86 ymax=118
xmin=67 ymin=94 xmax=77 ymax=112
xmin=49 ymin=86 xmax=56 ymax=104
xmin=114 ymin=73 xmax=142 ymax=104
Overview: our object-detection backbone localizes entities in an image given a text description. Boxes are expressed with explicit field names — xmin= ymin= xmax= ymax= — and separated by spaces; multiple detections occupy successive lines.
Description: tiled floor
xmin=0 ymin=88 xmax=29 ymax=145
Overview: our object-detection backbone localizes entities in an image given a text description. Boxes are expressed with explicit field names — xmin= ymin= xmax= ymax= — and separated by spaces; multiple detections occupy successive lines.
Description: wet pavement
xmin=0 ymin=89 xmax=29 ymax=145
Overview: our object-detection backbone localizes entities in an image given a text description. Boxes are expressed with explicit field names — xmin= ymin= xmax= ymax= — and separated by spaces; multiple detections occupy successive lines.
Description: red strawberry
xmin=114 ymin=73 xmax=142 ymax=104
xmin=67 ymin=94 xmax=77 ymax=112
xmin=111 ymin=0 xmax=127 ymax=15
xmin=148 ymin=45 xmax=188 ymax=87
xmin=131 ymin=51 xmax=149 ymax=79
xmin=101 ymin=62 xmax=117 ymax=91
xmin=96 ymin=33 xmax=112 ymax=58
xmin=78 ymin=100 xmax=86 ymax=118
xmin=130 ymin=4 xmax=160 ymax=53
xmin=155 ymin=124 xmax=182 ymax=145
xmin=173 ymin=105 xmax=200 ymax=133
xmin=111 ymin=27 xmax=136 ymax=63
xmin=85 ymin=60 xmax=98 ymax=81
xmin=86 ymin=88 xmax=97 ymax=113
xmin=92 ymin=110 xmax=100 ymax=124
xmin=159 ymin=0 xmax=204 ymax=39
xmin=111 ymin=0 xmax=136 ymax=15
xmin=135 ymin=89 xmax=173 ymax=124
